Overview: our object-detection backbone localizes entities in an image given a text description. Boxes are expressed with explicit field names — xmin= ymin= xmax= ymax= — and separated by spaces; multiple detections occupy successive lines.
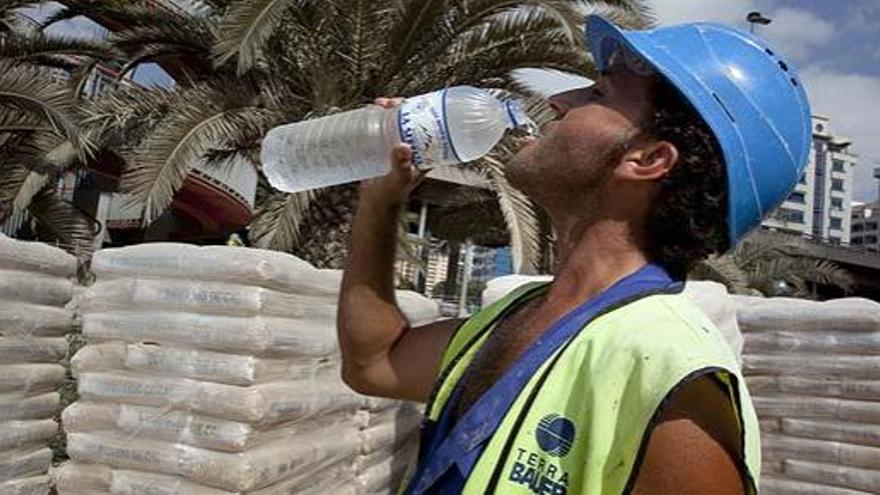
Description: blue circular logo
xmin=535 ymin=414 xmax=576 ymax=457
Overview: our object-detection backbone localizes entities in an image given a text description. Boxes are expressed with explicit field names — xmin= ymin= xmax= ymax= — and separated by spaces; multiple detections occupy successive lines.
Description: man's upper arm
xmin=376 ymin=317 xmax=464 ymax=402
xmin=632 ymin=376 xmax=747 ymax=495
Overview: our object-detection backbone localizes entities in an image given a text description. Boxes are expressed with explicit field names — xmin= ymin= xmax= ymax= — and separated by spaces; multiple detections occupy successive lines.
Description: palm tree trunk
xmin=290 ymin=184 xmax=359 ymax=269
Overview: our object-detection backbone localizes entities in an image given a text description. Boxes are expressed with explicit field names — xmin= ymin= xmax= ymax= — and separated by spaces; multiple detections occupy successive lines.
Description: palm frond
xmin=0 ymin=163 xmax=31 ymax=206
xmin=120 ymin=82 xmax=274 ymax=223
xmin=249 ymin=188 xmax=317 ymax=250
xmin=80 ymin=83 xmax=176 ymax=150
xmin=108 ymin=13 xmax=217 ymax=82
xmin=26 ymin=189 xmax=97 ymax=259
xmin=0 ymin=32 xmax=117 ymax=64
xmin=212 ymin=0 xmax=305 ymax=74
xmin=0 ymin=60 xmax=84 ymax=150
xmin=481 ymin=150 xmax=541 ymax=273
xmin=12 ymin=171 xmax=50 ymax=213
xmin=689 ymin=255 xmax=751 ymax=294
xmin=382 ymin=0 xmax=450 ymax=83
xmin=68 ymin=57 xmax=102 ymax=98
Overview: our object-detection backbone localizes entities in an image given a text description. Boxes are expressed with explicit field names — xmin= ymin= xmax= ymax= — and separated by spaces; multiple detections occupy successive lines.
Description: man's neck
xmin=542 ymin=215 xmax=650 ymax=316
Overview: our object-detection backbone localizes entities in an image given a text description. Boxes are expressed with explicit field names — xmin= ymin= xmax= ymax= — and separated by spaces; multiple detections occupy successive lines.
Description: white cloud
xmin=650 ymin=1 xmax=833 ymax=65
xmin=759 ymin=7 xmax=834 ymax=63
xmin=801 ymin=67 xmax=880 ymax=201
xmin=650 ymin=0 xmax=760 ymax=25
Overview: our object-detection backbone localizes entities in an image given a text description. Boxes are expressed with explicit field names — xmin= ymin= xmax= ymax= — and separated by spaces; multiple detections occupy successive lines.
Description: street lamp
xmin=747 ymin=11 xmax=772 ymax=34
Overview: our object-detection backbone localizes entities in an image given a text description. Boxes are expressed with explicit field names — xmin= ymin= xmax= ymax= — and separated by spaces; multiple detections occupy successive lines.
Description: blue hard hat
xmin=585 ymin=15 xmax=812 ymax=248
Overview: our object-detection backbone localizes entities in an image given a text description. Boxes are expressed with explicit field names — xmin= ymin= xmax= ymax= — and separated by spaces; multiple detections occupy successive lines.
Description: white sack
xmin=0 ymin=392 xmax=59 ymax=421
xmin=0 ymin=364 xmax=65 ymax=394
xmin=91 ymin=244 xmax=338 ymax=296
xmin=744 ymin=354 xmax=879 ymax=379
xmin=393 ymin=290 xmax=441 ymax=327
xmin=734 ymin=295 xmax=880 ymax=333
xmin=783 ymin=459 xmax=880 ymax=494
xmin=761 ymin=476 xmax=870 ymax=495
xmin=356 ymin=453 xmax=412 ymax=495
xmin=67 ymin=426 xmax=361 ymax=492
xmin=354 ymin=402 xmax=423 ymax=429
xmin=761 ymin=433 xmax=880 ymax=469
xmin=81 ymin=311 xmax=338 ymax=357
xmin=744 ymin=331 xmax=880 ymax=356
xmin=72 ymin=342 xmax=336 ymax=386
xmin=0 ymin=234 xmax=77 ymax=278
xmin=359 ymin=413 xmax=421 ymax=454
xmin=51 ymin=462 xmax=234 ymax=495
xmin=0 ymin=419 xmax=57 ymax=451
xmin=80 ymin=278 xmax=337 ymax=318
xmin=0 ymin=270 xmax=74 ymax=306
xmin=0 ymin=447 xmax=52 ymax=481
xmin=63 ymin=401 xmax=357 ymax=453
xmin=746 ymin=376 xmax=880 ymax=402
xmin=0 ymin=302 xmax=73 ymax=338
xmin=76 ymin=371 xmax=365 ymax=425
xmin=0 ymin=474 xmax=50 ymax=495
xmin=0 ymin=337 xmax=67 ymax=364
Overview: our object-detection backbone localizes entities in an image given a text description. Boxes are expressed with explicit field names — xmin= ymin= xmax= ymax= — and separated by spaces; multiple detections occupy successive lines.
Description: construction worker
xmin=338 ymin=15 xmax=810 ymax=494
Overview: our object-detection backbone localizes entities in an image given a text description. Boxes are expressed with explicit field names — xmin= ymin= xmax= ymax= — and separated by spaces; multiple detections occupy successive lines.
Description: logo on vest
xmin=507 ymin=414 xmax=574 ymax=494
xmin=536 ymin=414 xmax=575 ymax=457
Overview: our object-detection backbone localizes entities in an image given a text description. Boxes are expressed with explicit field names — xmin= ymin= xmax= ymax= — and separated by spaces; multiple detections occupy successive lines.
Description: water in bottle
xmin=260 ymin=86 xmax=537 ymax=193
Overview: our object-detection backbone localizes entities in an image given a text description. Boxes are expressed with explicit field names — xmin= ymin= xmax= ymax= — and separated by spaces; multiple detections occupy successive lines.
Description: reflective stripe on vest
xmin=401 ymin=267 xmax=761 ymax=494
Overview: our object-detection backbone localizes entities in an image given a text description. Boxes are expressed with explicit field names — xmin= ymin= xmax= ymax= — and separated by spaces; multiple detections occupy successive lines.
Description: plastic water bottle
xmin=260 ymin=86 xmax=536 ymax=193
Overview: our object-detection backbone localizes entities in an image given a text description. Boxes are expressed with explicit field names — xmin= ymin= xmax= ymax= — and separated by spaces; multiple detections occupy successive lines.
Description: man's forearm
xmin=337 ymin=189 xmax=409 ymax=392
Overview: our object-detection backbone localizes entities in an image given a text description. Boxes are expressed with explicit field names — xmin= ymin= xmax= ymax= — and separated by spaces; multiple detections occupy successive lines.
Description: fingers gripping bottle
xmin=260 ymin=86 xmax=536 ymax=193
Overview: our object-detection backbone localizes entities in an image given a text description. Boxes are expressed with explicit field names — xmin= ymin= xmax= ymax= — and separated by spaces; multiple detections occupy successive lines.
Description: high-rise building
xmin=850 ymin=167 xmax=880 ymax=251
xmin=762 ymin=115 xmax=857 ymax=245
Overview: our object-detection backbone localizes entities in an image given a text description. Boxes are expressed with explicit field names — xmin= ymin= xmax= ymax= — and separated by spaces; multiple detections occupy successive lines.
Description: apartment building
xmin=763 ymin=115 xmax=857 ymax=245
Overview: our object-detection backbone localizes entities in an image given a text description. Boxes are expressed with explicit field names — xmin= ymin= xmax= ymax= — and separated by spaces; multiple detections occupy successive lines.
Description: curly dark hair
xmin=641 ymin=78 xmax=729 ymax=280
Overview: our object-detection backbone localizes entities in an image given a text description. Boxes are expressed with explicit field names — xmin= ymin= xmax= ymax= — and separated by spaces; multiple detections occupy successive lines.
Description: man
xmin=337 ymin=16 xmax=810 ymax=494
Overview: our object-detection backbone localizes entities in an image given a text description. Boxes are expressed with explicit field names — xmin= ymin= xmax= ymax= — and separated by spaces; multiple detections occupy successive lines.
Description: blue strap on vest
xmin=405 ymin=264 xmax=678 ymax=494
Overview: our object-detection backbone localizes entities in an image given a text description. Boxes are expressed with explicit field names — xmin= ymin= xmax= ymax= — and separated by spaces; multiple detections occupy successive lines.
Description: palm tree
xmin=58 ymin=0 xmax=651 ymax=269
xmin=690 ymin=230 xmax=855 ymax=298
xmin=0 ymin=1 xmax=118 ymax=257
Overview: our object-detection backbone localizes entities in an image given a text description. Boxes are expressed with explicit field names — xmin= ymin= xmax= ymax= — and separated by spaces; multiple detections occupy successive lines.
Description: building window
xmin=788 ymin=191 xmax=806 ymax=204
xmin=829 ymin=236 xmax=841 ymax=245
xmin=829 ymin=217 xmax=842 ymax=230
xmin=867 ymin=222 xmax=879 ymax=231
xmin=866 ymin=235 xmax=879 ymax=244
xmin=853 ymin=237 xmax=863 ymax=245
xmin=831 ymin=179 xmax=844 ymax=192
xmin=853 ymin=223 xmax=864 ymax=232
xmin=831 ymin=197 xmax=843 ymax=210
xmin=832 ymin=159 xmax=846 ymax=172
xmin=774 ymin=208 xmax=804 ymax=224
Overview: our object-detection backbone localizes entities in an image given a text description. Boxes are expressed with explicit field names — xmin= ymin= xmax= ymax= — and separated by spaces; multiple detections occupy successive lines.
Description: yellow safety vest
xmin=402 ymin=278 xmax=760 ymax=494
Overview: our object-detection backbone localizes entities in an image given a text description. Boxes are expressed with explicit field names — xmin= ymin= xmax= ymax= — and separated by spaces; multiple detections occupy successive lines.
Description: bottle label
xmin=397 ymin=89 xmax=461 ymax=170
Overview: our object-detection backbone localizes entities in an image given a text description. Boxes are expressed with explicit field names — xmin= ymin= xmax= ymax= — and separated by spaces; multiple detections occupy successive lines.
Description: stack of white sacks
xmin=737 ymin=295 xmax=880 ymax=495
xmin=0 ymin=235 xmax=77 ymax=494
xmin=53 ymin=244 xmax=432 ymax=494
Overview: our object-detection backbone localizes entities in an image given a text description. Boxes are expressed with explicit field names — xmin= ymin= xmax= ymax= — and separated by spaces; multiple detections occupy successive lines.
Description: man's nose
xmin=547 ymin=87 xmax=587 ymax=118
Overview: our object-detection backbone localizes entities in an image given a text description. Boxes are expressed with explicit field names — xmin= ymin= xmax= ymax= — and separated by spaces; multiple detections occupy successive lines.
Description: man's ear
xmin=617 ymin=141 xmax=678 ymax=182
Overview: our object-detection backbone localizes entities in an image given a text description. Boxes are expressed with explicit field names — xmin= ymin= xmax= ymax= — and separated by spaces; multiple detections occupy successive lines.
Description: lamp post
xmin=747 ymin=11 xmax=772 ymax=34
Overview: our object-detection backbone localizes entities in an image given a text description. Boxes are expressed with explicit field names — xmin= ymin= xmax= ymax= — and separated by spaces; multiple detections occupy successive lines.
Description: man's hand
xmin=359 ymin=98 xmax=422 ymax=208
